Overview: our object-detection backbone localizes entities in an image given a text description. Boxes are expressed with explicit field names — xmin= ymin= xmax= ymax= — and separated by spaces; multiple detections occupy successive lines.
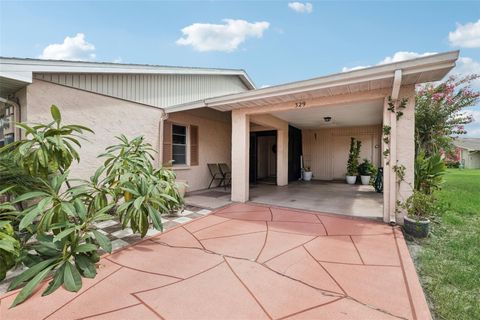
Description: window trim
xmin=171 ymin=123 xmax=189 ymax=166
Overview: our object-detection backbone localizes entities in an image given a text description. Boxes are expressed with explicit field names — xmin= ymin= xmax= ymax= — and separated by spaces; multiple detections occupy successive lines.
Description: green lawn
xmin=412 ymin=169 xmax=480 ymax=320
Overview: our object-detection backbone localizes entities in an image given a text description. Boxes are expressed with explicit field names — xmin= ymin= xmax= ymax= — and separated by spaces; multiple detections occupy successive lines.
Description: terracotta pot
xmin=346 ymin=175 xmax=357 ymax=184
xmin=403 ymin=216 xmax=430 ymax=238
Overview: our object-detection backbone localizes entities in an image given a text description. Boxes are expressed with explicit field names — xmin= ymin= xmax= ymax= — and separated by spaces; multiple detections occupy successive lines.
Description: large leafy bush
xmin=0 ymin=105 xmax=182 ymax=307
xmin=415 ymin=74 xmax=479 ymax=156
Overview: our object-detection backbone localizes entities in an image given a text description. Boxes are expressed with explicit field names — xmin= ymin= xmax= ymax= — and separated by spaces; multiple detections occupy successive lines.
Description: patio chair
xmin=207 ymin=163 xmax=224 ymax=189
xmin=218 ymin=163 xmax=231 ymax=190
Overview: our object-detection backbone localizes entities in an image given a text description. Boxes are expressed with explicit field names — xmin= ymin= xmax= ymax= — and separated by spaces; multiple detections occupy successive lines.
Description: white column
xmin=395 ymin=86 xmax=416 ymax=224
xmin=231 ymin=110 xmax=250 ymax=202
xmin=277 ymin=128 xmax=289 ymax=186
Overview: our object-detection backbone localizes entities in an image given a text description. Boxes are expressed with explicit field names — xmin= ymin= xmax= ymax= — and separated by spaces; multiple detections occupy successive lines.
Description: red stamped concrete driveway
xmin=1 ymin=203 xmax=431 ymax=320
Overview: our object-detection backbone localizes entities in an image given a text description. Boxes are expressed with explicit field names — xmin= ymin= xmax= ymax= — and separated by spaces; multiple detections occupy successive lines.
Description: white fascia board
xmin=165 ymin=100 xmax=207 ymax=113
xmin=170 ymin=50 xmax=459 ymax=112
xmin=0 ymin=71 xmax=32 ymax=84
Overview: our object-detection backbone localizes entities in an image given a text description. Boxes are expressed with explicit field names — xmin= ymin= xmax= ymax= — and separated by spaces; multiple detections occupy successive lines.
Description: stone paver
xmin=0 ymin=203 xmax=431 ymax=320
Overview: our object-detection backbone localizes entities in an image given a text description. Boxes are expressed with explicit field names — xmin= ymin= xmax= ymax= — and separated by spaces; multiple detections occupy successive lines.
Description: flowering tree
xmin=415 ymin=74 xmax=479 ymax=156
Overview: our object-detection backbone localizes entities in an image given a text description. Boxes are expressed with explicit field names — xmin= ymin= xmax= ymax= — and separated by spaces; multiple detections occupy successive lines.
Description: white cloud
xmin=39 ymin=33 xmax=96 ymax=61
xmin=464 ymin=108 xmax=480 ymax=137
xmin=341 ymin=65 xmax=369 ymax=72
xmin=112 ymin=57 xmax=123 ymax=63
xmin=288 ymin=2 xmax=313 ymax=14
xmin=176 ymin=19 xmax=270 ymax=52
xmin=454 ymin=58 xmax=480 ymax=137
xmin=341 ymin=51 xmax=437 ymax=72
xmin=452 ymin=57 xmax=480 ymax=89
xmin=448 ymin=19 xmax=480 ymax=48
xmin=378 ymin=51 xmax=437 ymax=65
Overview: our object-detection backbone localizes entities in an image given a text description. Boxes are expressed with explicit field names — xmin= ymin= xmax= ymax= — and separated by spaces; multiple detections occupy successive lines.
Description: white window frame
xmin=171 ymin=123 xmax=190 ymax=166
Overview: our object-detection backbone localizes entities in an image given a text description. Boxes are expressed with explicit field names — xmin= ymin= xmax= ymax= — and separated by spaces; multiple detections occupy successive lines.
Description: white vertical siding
xmin=33 ymin=73 xmax=248 ymax=108
xmin=302 ymin=125 xmax=382 ymax=180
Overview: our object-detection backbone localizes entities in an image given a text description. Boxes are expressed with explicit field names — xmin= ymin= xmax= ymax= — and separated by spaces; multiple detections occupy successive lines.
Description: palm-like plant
xmin=414 ymin=151 xmax=446 ymax=195
xmin=0 ymin=188 xmax=20 ymax=281
xmin=1 ymin=105 xmax=182 ymax=307
xmin=1 ymin=105 xmax=93 ymax=180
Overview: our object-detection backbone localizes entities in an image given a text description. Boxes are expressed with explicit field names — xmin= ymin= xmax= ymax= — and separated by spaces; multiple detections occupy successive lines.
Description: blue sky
xmin=1 ymin=1 xmax=479 ymax=136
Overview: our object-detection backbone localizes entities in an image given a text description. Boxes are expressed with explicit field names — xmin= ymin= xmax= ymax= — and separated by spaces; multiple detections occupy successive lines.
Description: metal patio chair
xmin=218 ymin=163 xmax=231 ymax=190
xmin=207 ymin=163 xmax=224 ymax=189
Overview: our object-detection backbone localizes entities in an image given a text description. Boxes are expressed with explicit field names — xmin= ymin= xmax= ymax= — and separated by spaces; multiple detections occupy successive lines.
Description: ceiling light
xmin=324 ymin=116 xmax=332 ymax=122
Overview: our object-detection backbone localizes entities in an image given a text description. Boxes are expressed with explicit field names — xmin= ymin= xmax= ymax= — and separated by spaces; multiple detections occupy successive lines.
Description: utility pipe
xmin=157 ymin=108 xmax=169 ymax=167
xmin=388 ymin=70 xmax=402 ymax=224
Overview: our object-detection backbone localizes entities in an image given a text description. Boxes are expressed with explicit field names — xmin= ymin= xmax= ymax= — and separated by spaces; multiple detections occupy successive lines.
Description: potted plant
xmin=358 ymin=159 xmax=375 ymax=185
xmin=346 ymin=137 xmax=361 ymax=184
xmin=401 ymin=191 xmax=435 ymax=238
xmin=303 ymin=167 xmax=313 ymax=181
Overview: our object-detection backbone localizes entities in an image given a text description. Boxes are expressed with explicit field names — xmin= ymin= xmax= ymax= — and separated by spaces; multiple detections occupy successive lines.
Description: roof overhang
xmin=0 ymin=57 xmax=256 ymax=97
xmin=167 ymin=50 xmax=459 ymax=113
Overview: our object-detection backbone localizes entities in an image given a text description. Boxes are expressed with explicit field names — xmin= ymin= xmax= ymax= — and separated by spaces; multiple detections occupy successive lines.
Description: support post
xmin=231 ymin=110 xmax=250 ymax=202
xmin=277 ymin=128 xmax=289 ymax=186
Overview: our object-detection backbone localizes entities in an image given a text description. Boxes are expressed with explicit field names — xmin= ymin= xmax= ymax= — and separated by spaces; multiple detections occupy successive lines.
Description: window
xmin=172 ymin=124 xmax=187 ymax=165
xmin=163 ymin=121 xmax=199 ymax=167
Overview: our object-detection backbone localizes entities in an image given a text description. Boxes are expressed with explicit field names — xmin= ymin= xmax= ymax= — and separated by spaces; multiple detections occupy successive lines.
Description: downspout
xmin=158 ymin=108 xmax=169 ymax=167
xmin=389 ymin=70 xmax=402 ymax=225
xmin=0 ymin=96 xmax=21 ymax=141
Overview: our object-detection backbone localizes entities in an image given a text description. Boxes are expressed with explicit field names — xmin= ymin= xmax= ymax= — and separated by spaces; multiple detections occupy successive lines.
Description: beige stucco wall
xmin=302 ymin=125 xmax=382 ymax=180
xmin=167 ymin=108 xmax=232 ymax=191
xmin=21 ymin=79 xmax=164 ymax=181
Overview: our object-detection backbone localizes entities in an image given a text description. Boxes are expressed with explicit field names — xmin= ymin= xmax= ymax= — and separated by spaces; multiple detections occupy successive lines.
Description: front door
xmin=250 ymin=130 xmax=277 ymax=184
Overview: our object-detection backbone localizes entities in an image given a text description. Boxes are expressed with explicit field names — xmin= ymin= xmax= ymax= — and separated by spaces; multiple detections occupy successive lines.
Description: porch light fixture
xmin=323 ymin=116 xmax=332 ymax=122
xmin=295 ymin=101 xmax=306 ymax=109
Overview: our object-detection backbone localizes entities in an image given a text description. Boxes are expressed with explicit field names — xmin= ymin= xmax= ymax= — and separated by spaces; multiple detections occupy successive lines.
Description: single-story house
xmin=0 ymin=51 xmax=460 ymax=224
xmin=453 ymin=138 xmax=480 ymax=168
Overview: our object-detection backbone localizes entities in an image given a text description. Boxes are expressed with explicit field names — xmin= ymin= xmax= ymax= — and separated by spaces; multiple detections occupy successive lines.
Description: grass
xmin=412 ymin=169 xmax=480 ymax=320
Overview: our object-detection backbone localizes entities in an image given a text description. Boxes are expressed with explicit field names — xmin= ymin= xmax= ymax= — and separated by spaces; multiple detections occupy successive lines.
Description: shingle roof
xmin=454 ymin=138 xmax=480 ymax=151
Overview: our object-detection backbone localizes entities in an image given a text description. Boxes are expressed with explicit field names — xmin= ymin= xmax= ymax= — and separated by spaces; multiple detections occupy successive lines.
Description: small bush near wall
xmin=0 ymin=105 xmax=183 ymax=307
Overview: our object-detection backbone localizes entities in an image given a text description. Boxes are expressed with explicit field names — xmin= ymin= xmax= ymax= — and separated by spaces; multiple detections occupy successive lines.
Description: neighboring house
xmin=0 ymin=51 xmax=459 ymax=224
xmin=453 ymin=138 xmax=480 ymax=169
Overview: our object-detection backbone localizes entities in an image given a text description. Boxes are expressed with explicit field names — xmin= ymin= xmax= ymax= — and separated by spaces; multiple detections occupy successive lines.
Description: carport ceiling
xmin=271 ymin=99 xmax=384 ymax=129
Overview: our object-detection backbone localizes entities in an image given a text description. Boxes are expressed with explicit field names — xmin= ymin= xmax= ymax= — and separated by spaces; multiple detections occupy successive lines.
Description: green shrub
xmin=0 ymin=194 xmax=20 ymax=281
xmin=401 ymin=191 xmax=437 ymax=220
xmin=414 ymin=151 xmax=446 ymax=195
xmin=346 ymin=137 xmax=361 ymax=176
xmin=0 ymin=105 xmax=182 ymax=307
xmin=358 ymin=159 xmax=375 ymax=176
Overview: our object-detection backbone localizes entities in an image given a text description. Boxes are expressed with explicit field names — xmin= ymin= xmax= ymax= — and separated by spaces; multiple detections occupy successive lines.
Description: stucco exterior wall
xmin=167 ymin=109 xmax=232 ymax=192
xmin=302 ymin=125 xmax=382 ymax=180
xmin=22 ymin=79 xmax=164 ymax=180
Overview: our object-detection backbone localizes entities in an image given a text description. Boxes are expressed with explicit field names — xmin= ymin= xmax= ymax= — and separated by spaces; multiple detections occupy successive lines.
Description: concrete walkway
xmin=0 ymin=203 xmax=430 ymax=320
xmin=250 ymin=181 xmax=383 ymax=218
